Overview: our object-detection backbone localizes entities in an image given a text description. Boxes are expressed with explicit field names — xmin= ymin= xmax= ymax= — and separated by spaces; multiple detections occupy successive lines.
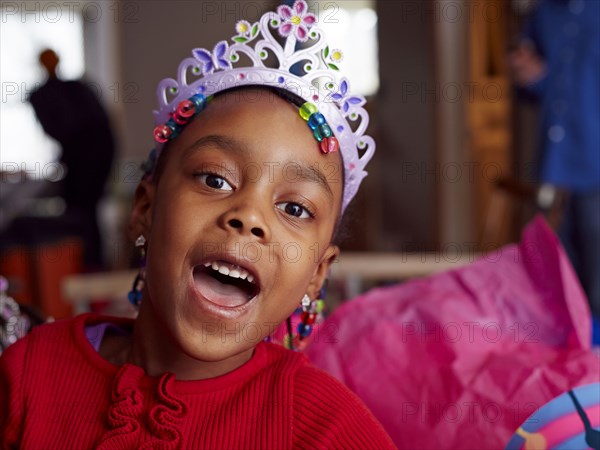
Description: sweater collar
xmin=72 ymin=312 xmax=274 ymax=394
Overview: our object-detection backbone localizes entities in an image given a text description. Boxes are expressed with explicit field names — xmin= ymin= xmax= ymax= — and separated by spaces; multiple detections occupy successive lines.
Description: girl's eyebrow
xmin=183 ymin=134 xmax=249 ymax=158
xmin=183 ymin=134 xmax=334 ymax=201
xmin=289 ymin=163 xmax=334 ymax=201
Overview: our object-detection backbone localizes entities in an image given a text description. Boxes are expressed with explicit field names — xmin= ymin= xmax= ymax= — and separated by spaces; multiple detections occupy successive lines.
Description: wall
xmin=374 ymin=0 xmax=438 ymax=250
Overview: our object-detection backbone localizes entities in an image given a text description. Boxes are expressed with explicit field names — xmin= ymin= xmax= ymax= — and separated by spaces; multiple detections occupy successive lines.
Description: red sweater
xmin=0 ymin=313 xmax=396 ymax=449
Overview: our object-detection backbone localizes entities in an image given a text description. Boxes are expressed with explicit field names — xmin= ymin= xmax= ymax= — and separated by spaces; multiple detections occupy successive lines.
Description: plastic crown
xmin=149 ymin=0 xmax=375 ymax=211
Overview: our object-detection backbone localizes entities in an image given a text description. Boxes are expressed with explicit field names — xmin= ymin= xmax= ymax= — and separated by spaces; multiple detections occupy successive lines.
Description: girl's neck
xmin=114 ymin=303 xmax=254 ymax=381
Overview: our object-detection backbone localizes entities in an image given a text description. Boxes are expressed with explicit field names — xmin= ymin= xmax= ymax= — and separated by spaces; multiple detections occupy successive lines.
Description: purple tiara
xmin=146 ymin=0 xmax=375 ymax=212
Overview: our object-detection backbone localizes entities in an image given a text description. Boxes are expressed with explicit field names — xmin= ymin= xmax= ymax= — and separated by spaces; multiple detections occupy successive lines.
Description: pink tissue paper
xmin=306 ymin=216 xmax=600 ymax=449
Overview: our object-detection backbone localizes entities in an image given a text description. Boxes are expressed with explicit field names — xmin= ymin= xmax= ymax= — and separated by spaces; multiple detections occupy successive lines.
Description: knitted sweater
xmin=0 ymin=313 xmax=396 ymax=449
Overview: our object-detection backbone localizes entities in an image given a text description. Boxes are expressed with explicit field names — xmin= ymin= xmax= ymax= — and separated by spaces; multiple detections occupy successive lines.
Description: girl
xmin=1 ymin=2 xmax=395 ymax=448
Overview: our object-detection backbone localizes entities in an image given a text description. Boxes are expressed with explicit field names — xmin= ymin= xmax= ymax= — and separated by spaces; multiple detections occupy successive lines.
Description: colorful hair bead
xmin=307 ymin=112 xmax=326 ymax=130
xmin=176 ymin=99 xmax=196 ymax=119
xmin=165 ymin=118 xmax=180 ymax=138
xmin=154 ymin=124 xmax=174 ymax=143
xmin=172 ymin=113 xmax=188 ymax=126
xmin=319 ymin=123 xmax=333 ymax=138
xmin=190 ymin=93 xmax=208 ymax=112
xmin=320 ymin=136 xmax=339 ymax=154
xmin=313 ymin=127 xmax=323 ymax=142
xmin=299 ymin=102 xmax=339 ymax=151
xmin=152 ymin=93 xmax=210 ymax=145
xmin=299 ymin=102 xmax=318 ymax=120
xmin=172 ymin=100 xmax=194 ymax=125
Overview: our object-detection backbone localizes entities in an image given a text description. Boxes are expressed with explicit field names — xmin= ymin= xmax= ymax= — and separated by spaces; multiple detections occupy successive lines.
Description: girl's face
xmin=130 ymin=89 xmax=343 ymax=365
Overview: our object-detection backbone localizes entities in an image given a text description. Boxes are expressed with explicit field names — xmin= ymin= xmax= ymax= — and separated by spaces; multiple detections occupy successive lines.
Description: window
xmin=0 ymin=5 xmax=84 ymax=179
xmin=315 ymin=0 xmax=379 ymax=96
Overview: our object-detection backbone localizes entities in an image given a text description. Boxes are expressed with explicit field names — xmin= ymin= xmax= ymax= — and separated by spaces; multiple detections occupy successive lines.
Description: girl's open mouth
xmin=192 ymin=260 xmax=260 ymax=308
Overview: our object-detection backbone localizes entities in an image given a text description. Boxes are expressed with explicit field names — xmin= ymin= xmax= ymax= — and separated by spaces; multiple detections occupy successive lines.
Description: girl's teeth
xmin=202 ymin=261 xmax=254 ymax=283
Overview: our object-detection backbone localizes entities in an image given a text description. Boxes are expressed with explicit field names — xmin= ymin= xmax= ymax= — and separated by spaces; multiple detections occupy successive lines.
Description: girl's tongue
xmin=193 ymin=269 xmax=249 ymax=308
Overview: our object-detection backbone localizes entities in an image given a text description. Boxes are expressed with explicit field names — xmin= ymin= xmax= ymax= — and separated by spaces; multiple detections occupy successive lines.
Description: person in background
xmin=26 ymin=48 xmax=116 ymax=268
xmin=510 ymin=0 xmax=600 ymax=334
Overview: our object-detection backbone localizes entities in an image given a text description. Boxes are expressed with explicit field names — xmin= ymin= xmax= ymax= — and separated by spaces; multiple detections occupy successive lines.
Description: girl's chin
xmin=176 ymin=330 xmax=259 ymax=366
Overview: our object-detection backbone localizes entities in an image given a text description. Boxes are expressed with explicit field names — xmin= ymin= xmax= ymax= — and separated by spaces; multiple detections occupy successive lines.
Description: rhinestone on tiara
xmin=147 ymin=0 xmax=375 ymax=211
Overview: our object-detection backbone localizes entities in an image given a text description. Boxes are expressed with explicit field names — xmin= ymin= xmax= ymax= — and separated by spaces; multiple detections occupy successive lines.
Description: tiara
xmin=147 ymin=0 xmax=375 ymax=211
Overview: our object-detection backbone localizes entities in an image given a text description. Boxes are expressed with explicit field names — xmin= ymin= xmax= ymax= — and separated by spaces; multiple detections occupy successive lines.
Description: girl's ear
xmin=127 ymin=179 xmax=156 ymax=241
xmin=306 ymin=244 xmax=340 ymax=300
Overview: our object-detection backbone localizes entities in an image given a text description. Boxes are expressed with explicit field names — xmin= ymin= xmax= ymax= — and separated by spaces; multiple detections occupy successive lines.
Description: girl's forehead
xmin=208 ymin=89 xmax=300 ymax=119
xmin=184 ymin=90 xmax=316 ymax=151
xmin=172 ymin=90 xmax=344 ymax=186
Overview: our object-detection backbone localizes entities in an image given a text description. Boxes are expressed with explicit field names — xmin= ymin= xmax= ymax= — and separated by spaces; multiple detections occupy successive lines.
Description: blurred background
xmin=0 ymin=0 xmax=597 ymax=322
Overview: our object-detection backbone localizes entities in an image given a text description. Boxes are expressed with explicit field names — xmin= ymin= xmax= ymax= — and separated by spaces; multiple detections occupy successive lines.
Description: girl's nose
xmin=221 ymin=204 xmax=270 ymax=241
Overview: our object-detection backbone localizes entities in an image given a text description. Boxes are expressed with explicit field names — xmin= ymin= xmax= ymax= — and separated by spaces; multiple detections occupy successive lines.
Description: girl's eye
xmin=197 ymin=173 xmax=233 ymax=191
xmin=277 ymin=202 xmax=312 ymax=219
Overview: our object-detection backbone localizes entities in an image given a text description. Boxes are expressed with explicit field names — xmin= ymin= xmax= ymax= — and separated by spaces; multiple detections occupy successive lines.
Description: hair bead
xmin=153 ymin=124 xmax=173 ymax=143
xmin=189 ymin=93 xmax=207 ymax=113
xmin=313 ymin=128 xmax=324 ymax=142
xmin=152 ymin=93 xmax=209 ymax=145
xmin=307 ymin=112 xmax=326 ymax=130
xmin=299 ymin=102 xmax=318 ymax=120
xmin=320 ymin=136 xmax=339 ymax=154
xmin=172 ymin=114 xmax=188 ymax=126
xmin=165 ymin=119 xmax=180 ymax=139
xmin=176 ymin=99 xmax=196 ymax=119
xmin=319 ymin=123 xmax=333 ymax=138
